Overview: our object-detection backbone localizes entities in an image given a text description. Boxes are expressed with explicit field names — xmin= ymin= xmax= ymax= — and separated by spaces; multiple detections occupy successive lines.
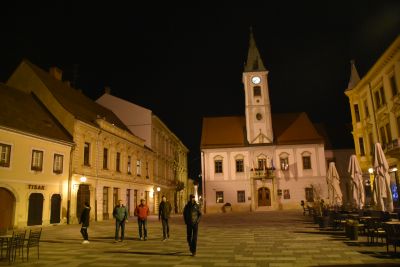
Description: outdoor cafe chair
xmin=26 ymin=228 xmax=42 ymax=261
xmin=7 ymin=230 xmax=26 ymax=264
xmin=383 ymin=223 xmax=400 ymax=253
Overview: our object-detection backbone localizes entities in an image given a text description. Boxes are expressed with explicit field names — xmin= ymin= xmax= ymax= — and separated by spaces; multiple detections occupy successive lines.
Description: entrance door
xmin=0 ymin=188 xmax=15 ymax=231
xmin=77 ymin=184 xmax=90 ymax=219
xmin=28 ymin=193 xmax=44 ymax=226
xmin=258 ymin=187 xmax=271 ymax=206
xmin=50 ymin=194 xmax=61 ymax=224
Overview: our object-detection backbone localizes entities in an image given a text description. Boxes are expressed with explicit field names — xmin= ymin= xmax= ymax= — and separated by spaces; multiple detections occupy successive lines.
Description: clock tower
xmin=243 ymin=29 xmax=273 ymax=144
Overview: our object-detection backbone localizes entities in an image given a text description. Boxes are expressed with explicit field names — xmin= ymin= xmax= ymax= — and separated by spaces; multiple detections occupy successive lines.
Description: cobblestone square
xmin=2 ymin=211 xmax=400 ymax=267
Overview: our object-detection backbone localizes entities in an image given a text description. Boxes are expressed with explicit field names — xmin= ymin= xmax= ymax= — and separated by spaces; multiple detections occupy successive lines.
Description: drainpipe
xmin=67 ymin=144 xmax=76 ymax=224
xmin=201 ymin=151 xmax=206 ymax=214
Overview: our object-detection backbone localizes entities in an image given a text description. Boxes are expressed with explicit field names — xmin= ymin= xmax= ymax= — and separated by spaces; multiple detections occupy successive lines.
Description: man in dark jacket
xmin=183 ymin=194 xmax=201 ymax=256
xmin=113 ymin=199 xmax=128 ymax=242
xmin=158 ymin=195 xmax=172 ymax=241
xmin=79 ymin=201 xmax=91 ymax=244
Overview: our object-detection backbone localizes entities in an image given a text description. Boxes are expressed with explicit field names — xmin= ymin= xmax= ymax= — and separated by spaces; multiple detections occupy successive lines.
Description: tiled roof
xmin=23 ymin=60 xmax=131 ymax=132
xmin=0 ymin=83 xmax=73 ymax=143
xmin=201 ymin=112 xmax=324 ymax=148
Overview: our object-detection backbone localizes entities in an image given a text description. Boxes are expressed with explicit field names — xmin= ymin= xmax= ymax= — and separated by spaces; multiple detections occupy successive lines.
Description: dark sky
xmin=1 ymin=2 xmax=399 ymax=179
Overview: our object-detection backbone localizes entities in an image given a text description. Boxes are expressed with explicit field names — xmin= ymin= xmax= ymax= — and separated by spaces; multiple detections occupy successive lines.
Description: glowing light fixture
xmin=156 ymin=187 xmax=161 ymax=192
xmin=80 ymin=176 xmax=87 ymax=183
xmin=368 ymin=168 xmax=373 ymax=174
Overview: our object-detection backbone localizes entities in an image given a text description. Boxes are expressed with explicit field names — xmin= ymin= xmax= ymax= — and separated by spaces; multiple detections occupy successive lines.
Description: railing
xmin=250 ymin=168 xmax=275 ymax=179
xmin=386 ymin=138 xmax=400 ymax=153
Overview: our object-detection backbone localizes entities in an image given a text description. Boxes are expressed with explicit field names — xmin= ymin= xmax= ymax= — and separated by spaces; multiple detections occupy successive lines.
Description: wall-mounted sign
xmin=28 ymin=184 xmax=45 ymax=190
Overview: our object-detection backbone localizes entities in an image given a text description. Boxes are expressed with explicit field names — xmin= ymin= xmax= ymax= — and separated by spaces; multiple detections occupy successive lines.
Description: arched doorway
xmin=0 ymin=187 xmax=16 ymax=230
xmin=258 ymin=187 xmax=271 ymax=206
xmin=50 ymin=194 xmax=61 ymax=224
xmin=28 ymin=193 xmax=44 ymax=226
xmin=77 ymin=184 xmax=90 ymax=219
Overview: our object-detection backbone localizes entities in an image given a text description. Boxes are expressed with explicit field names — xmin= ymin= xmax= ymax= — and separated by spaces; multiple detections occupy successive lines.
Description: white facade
xmin=202 ymin=145 xmax=328 ymax=213
xmin=201 ymin=31 xmax=329 ymax=213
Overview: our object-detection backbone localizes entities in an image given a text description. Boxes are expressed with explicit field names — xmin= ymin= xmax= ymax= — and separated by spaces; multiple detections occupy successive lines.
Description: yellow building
xmin=345 ymin=36 xmax=400 ymax=206
xmin=96 ymin=92 xmax=190 ymax=213
xmin=6 ymin=60 xmax=159 ymax=223
xmin=0 ymin=83 xmax=73 ymax=229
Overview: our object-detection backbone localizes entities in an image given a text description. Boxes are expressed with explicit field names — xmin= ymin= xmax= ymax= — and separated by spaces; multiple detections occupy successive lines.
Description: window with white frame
xmin=257 ymin=157 xmax=267 ymax=170
xmin=0 ymin=143 xmax=11 ymax=167
xmin=235 ymin=155 xmax=244 ymax=173
xmin=302 ymin=152 xmax=312 ymax=170
xmin=116 ymin=152 xmax=121 ymax=172
xmin=136 ymin=159 xmax=141 ymax=176
xmin=216 ymin=191 xmax=224 ymax=203
xmin=214 ymin=156 xmax=223 ymax=173
xmin=279 ymin=153 xmax=289 ymax=171
xmin=127 ymin=156 xmax=132 ymax=174
xmin=31 ymin=150 xmax=43 ymax=171
xmin=237 ymin=190 xmax=245 ymax=203
xmin=53 ymin=154 xmax=63 ymax=174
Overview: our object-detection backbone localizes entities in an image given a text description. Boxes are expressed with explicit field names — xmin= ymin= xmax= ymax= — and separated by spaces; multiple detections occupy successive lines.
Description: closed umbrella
xmin=372 ymin=143 xmax=393 ymax=212
xmin=348 ymin=155 xmax=365 ymax=210
xmin=326 ymin=162 xmax=343 ymax=207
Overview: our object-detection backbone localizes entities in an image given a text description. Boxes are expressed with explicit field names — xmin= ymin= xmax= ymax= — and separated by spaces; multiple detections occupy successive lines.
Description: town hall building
xmin=200 ymin=31 xmax=329 ymax=213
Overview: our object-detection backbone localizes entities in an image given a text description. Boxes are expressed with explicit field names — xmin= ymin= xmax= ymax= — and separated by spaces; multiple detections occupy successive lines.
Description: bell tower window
xmin=253 ymin=86 xmax=261 ymax=97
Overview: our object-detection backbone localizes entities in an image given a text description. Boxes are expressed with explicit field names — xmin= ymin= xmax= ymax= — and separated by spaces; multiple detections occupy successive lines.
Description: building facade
xmin=96 ymin=93 xmax=190 ymax=213
xmin=0 ymin=84 xmax=73 ymax=229
xmin=201 ymin=32 xmax=328 ymax=213
xmin=6 ymin=61 xmax=163 ymax=224
xmin=344 ymin=36 xmax=400 ymax=207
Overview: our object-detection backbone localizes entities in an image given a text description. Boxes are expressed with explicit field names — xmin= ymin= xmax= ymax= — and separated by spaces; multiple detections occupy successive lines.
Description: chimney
xmin=49 ymin=67 xmax=63 ymax=81
xmin=104 ymin=86 xmax=111 ymax=94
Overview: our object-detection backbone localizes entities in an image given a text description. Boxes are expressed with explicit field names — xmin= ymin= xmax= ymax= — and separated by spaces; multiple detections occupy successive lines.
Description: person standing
xmin=183 ymin=194 xmax=201 ymax=256
xmin=158 ymin=195 xmax=172 ymax=241
xmin=79 ymin=201 xmax=91 ymax=244
xmin=113 ymin=199 xmax=128 ymax=242
xmin=134 ymin=199 xmax=150 ymax=240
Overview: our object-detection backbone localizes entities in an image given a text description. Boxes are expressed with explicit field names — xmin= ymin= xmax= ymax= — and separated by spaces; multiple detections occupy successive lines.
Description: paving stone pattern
xmin=2 ymin=211 xmax=400 ymax=267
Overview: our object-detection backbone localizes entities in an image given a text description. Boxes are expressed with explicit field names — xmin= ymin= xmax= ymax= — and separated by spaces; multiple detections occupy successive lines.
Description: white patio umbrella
xmin=326 ymin=162 xmax=343 ymax=207
xmin=372 ymin=143 xmax=394 ymax=212
xmin=348 ymin=155 xmax=365 ymax=209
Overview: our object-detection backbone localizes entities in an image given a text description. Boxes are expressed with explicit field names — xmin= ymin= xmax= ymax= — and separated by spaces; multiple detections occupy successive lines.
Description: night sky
xmin=1 ymin=2 xmax=399 ymax=179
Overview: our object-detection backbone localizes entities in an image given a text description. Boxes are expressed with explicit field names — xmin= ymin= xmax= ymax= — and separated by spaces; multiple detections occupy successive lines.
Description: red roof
xmin=201 ymin=112 xmax=324 ymax=148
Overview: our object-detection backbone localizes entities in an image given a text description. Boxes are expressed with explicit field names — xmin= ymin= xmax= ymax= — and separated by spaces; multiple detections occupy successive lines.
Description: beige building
xmin=345 ymin=36 xmax=400 ymax=207
xmin=201 ymin=32 xmax=328 ymax=213
xmin=0 ymin=83 xmax=73 ymax=229
xmin=96 ymin=93 xmax=190 ymax=213
xmin=6 ymin=60 xmax=161 ymax=224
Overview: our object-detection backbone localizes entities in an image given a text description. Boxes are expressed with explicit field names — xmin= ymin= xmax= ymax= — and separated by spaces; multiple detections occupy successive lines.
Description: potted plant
xmin=222 ymin=203 xmax=232 ymax=213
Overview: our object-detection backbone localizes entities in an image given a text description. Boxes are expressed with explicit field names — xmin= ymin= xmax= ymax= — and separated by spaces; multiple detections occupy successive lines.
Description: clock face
xmin=252 ymin=76 xmax=261 ymax=84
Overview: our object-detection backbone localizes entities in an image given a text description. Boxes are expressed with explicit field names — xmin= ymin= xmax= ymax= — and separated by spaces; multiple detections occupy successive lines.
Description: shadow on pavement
xmin=311 ymin=264 xmax=400 ymax=267
xmin=104 ymin=250 xmax=188 ymax=256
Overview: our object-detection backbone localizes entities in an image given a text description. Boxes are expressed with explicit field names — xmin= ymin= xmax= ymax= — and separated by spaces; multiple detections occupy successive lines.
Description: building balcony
xmin=385 ymin=138 xmax=400 ymax=157
xmin=250 ymin=168 xmax=275 ymax=179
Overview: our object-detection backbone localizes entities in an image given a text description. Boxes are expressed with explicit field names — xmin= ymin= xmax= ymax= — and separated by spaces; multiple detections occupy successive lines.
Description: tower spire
xmin=346 ymin=60 xmax=360 ymax=91
xmin=244 ymin=27 xmax=266 ymax=72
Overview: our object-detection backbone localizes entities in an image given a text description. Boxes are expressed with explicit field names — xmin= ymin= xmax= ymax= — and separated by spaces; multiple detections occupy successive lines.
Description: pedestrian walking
xmin=183 ymin=194 xmax=201 ymax=256
xmin=134 ymin=199 xmax=150 ymax=240
xmin=79 ymin=201 xmax=91 ymax=244
xmin=158 ymin=195 xmax=172 ymax=241
xmin=113 ymin=199 xmax=128 ymax=242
